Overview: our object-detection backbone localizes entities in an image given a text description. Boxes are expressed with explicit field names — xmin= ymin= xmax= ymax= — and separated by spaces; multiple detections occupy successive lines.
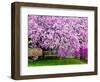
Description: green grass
xmin=28 ymin=56 xmax=87 ymax=67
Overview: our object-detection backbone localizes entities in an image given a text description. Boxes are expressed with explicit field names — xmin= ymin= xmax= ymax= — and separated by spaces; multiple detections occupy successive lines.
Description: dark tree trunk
xmin=80 ymin=47 xmax=83 ymax=59
xmin=42 ymin=51 xmax=45 ymax=59
xmin=80 ymin=53 xmax=83 ymax=59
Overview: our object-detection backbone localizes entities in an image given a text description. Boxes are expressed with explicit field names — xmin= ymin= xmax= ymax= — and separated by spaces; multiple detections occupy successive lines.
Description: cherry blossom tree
xmin=28 ymin=15 xmax=88 ymax=59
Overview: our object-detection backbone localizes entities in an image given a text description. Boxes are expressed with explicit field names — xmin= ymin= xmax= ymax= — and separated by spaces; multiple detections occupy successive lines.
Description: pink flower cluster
xmin=28 ymin=15 xmax=88 ymax=59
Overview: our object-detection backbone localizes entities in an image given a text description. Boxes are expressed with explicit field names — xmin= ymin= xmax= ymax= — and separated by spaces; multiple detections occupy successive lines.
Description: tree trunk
xmin=42 ymin=51 xmax=45 ymax=59
xmin=80 ymin=53 xmax=83 ymax=59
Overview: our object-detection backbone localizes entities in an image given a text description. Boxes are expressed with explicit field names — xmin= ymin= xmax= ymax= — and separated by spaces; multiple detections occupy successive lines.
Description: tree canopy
xmin=28 ymin=15 xmax=88 ymax=58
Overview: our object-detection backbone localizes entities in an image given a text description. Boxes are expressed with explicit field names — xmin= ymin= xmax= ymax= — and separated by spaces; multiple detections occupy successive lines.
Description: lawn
xmin=28 ymin=56 xmax=87 ymax=67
